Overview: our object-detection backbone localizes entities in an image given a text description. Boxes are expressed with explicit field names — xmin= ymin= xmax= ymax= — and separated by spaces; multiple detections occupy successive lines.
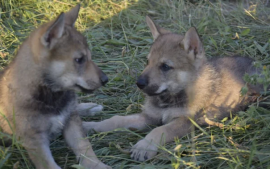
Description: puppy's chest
xmin=31 ymin=86 xmax=76 ymax=115
xmin=48 ymin=104 xmax=75 ymax=138
xmin=30 ymin=86 xmax=77 ymax=137
xmin=47 ymin=111 xmax=72 ymax=138
xmin=147 ymin=92 xmax=188 ymax=124
xmin=152 ymin=90 xmax=187 ymax=108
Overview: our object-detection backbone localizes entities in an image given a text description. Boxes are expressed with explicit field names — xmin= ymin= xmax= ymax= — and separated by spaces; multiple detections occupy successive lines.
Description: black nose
xmin=100 ymin=71 xmax=108 ymax=85
xmin=136 ymin=75 xmax=148 ymax=89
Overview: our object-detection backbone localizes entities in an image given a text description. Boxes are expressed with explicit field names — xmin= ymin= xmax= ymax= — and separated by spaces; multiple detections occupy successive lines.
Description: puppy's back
xmin=210 ymin=56 xmax=262 ymax=93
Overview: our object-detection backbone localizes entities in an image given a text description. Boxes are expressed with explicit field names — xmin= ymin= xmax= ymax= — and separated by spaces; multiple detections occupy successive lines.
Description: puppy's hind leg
xmin=63 ymin=114 xmax=111 ymax=169
xmin=76 ymin=103 xmax=103 ymax=116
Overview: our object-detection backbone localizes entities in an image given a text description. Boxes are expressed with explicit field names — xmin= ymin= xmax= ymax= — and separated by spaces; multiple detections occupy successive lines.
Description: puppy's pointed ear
xmin=146 ymin=16 xmax=171 ymax=41
xmin=41 ymin=13 xmax=65 ymax=49
xmin=146 ymin=16 xmax=161 ymax=40
xmin=65 ymin=4 xmax=80 ymax=27
xmin=183 ymin=27 xmax=205 ymax=59
xmin=182 ymin=27 xmax=206 ymax=68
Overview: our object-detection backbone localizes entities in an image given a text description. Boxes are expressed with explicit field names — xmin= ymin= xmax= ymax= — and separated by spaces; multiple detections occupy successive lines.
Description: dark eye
xmin=160 ymin=63 xmax=172 ymax=71
xmin=74 ymin=56 xmax=85 ymax=64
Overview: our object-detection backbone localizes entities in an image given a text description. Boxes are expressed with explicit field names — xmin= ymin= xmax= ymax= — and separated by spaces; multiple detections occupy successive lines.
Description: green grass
xmin=1 ymin=0 xmax=270 ymax=168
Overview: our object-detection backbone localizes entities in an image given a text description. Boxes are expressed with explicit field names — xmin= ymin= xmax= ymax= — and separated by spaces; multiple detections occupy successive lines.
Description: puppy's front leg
xmin=63 ymin=114 xmax=111 ymax=169
xmin=23 ymin=135 xmax=60 ymax=169
xmin=83 ymin=113 xmax=154 ymax=132
xmin=76 ymin=103 xmax=103 ymax=116
xmin=131 ymin=116 xmax=192 ymax=161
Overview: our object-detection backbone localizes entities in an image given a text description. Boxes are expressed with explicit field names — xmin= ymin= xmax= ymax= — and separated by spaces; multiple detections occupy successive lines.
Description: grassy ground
xmin=1 ymin=0 xmax=270 ymax=168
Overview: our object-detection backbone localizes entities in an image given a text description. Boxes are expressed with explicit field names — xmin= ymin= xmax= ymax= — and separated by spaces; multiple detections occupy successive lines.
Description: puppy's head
xmin=31 ymin=4 xmax=108 ymax=93
xmin=137 ymin=16 xmax=206 ymax=96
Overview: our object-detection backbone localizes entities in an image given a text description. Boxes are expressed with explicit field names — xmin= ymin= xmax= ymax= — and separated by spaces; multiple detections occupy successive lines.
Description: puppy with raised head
xmin=83 ymin=16 xmax=262 ymax=161
xmin=0 ymin=5 xmax=111 ymax=169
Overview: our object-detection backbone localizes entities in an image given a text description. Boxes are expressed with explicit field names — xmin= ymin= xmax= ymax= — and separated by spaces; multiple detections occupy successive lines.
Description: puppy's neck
xmin=149 ymin=90 xmax=187 ymax=108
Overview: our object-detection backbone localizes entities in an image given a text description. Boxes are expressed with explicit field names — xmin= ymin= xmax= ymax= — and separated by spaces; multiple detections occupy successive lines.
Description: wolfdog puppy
xmin=83 ymin=16 xmax=262 ymax=161
xmin=0 ymin=5 xmax=111 ymax=169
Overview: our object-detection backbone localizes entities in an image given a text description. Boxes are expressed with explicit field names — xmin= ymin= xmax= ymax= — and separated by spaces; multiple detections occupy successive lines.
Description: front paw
xmin=91 ymin=162 xmax=112 ymax=169
xmin=77 ymin=103 xmax=103 ymax=116
xmin=81 ymin=159 xmax=111 ymax=169
xmin=130 ymin=139 xmax=158 ymax=161
xmin=88 ymin=104 xmax=103 ymax=115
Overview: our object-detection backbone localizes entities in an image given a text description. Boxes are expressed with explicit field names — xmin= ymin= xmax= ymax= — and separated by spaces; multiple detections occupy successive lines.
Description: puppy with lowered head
xmin=83 ymin=16 xmax=262 ymax=161
xmin=0 ymin=5 xmax=111 ymax=169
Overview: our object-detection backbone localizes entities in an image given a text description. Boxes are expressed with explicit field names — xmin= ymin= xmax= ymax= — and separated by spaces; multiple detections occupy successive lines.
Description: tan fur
xmin=83 ymin=16 xmax=262 ymax=161
xmin=0 ymin=5 xmax=111 ymax=169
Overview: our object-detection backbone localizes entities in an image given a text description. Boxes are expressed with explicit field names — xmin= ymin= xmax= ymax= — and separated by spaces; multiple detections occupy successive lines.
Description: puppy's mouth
xmin=148 ymin=89 xmax=168 ymax=96
xmin=75 ymin=84 xmax=95 ymax=94
xmin=143 ymin=87 xmax=168 ymax=96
